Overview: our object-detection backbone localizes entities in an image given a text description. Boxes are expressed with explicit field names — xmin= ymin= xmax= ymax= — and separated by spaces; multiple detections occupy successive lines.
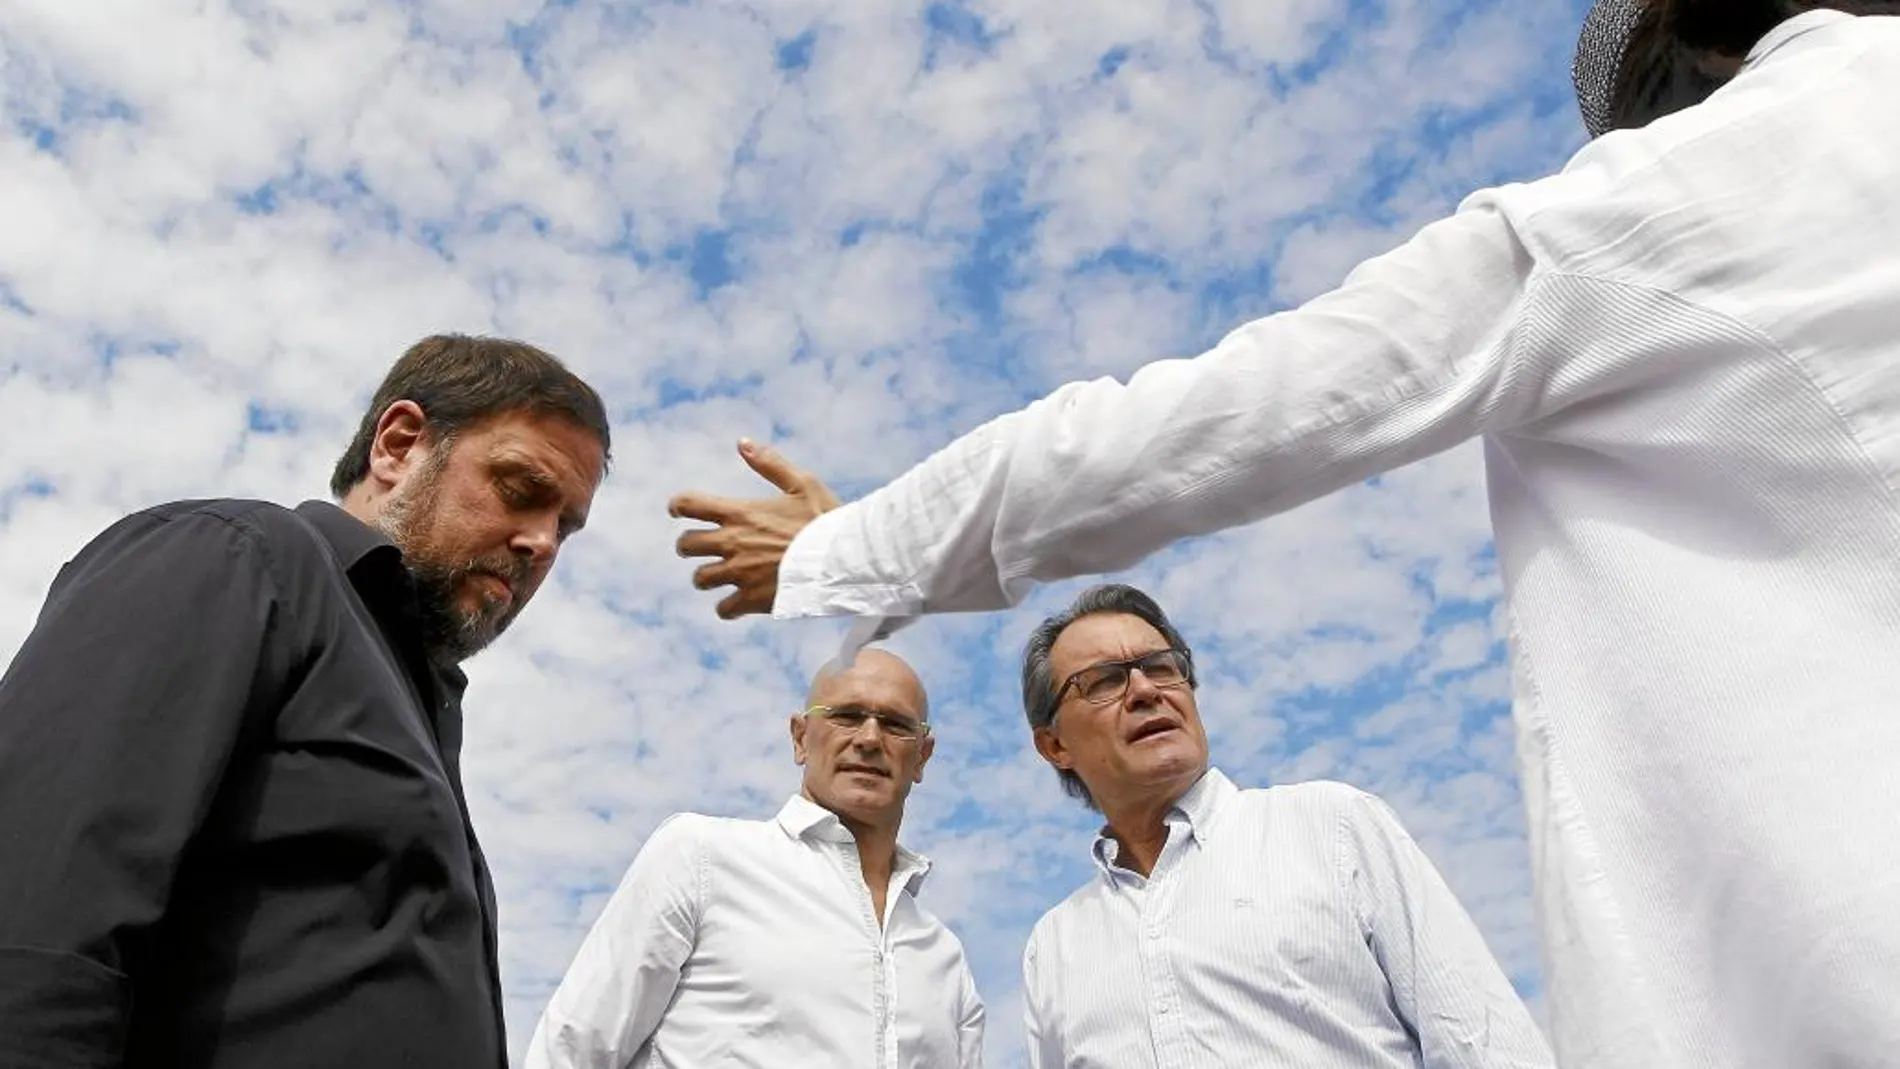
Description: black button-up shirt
xmin=0 ymin=499 xmax=506 ymax=1068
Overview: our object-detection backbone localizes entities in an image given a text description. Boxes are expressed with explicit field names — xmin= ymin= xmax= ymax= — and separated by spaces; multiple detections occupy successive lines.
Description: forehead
xmin=813 ymin=655 xmax=926 ymax=716
xmin=1050 ymin=613 xmax=1170 ymax=675
xmin=455 ymin=411 xmax=606 ymax=487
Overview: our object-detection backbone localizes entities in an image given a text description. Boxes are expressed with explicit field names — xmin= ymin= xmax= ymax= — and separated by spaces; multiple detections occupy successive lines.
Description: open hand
xmin=668 ymin=439 xmax=840 ymax=618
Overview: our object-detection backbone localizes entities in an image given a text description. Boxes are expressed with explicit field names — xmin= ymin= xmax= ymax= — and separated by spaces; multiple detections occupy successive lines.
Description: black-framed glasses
xmin=804 ymin=704 xmax=931 ymax=741
xmin=1054 ymin=648 xmax=1194 ymax=708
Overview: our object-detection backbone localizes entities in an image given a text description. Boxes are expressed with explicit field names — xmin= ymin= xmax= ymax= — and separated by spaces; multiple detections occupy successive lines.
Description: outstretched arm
xmin=671 ymin=199 xmax=1542 ymax=624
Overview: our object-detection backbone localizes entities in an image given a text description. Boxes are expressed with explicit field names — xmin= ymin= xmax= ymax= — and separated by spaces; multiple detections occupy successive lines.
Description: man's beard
xmin=376 ymin=451 xmax=530 ymax=665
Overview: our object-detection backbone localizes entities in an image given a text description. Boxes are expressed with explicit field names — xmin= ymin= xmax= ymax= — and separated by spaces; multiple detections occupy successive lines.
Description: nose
xmin=510 ymin=514 xmax=559 ymax=568
xmin=1123 ymin=666 xmax=1164 ymax=707
xmin=848 ymin=719 xmax=888 ymax=747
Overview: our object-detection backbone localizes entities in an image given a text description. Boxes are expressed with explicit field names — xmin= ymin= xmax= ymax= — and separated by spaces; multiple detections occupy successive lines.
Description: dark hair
xmin=1606 ymin=1 xmax=1725 ymax=134
xmin=1670 ymin=0 xmax=1900 ymax=53
xmin=329 ymin=334 xmax=612 ymax=497
xmin=1021 ymin=583 xmax=1197 ymax=810
xmin=1610 ymin=1 xmax=1900 ymax=133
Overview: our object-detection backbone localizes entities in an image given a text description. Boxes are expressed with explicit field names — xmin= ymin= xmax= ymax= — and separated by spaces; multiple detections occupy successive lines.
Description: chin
xmin=1141 ymin=742 xmax=1204 ymax=776
xmin=833 ymin=782 xmax=897 ymax=812
xmin=840 ymin=782 xmax=893 ymax=804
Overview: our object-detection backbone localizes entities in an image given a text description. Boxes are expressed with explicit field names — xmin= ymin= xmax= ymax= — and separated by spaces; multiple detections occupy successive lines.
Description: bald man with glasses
xmin=1017 ymin=584 xmax=1550 ymax=1069
xmin=527 ymin=649 xmax=984 ymax=1069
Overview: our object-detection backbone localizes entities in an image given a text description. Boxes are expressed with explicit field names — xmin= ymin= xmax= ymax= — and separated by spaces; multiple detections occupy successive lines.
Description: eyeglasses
xmin=804 ymin=704 xmax=931 ymax=741
xmin=1054 ymin=648 xmax=1194 ymax=708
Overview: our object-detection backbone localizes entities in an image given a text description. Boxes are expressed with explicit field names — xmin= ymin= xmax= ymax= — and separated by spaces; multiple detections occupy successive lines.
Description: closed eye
xmin=495 ymin=465 xmax=586 ymax=541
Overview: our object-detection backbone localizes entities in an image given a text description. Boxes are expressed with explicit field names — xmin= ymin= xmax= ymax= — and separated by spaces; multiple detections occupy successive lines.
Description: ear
xmin=789 ymin=713 xmax=809 ymax=767
xmin=366 ymin=400 xmax=432 ymax=492
xmin=911 ymin=733 xmax=936 ymax=783
xmin=1032 ymin=725 xmax=1072 ymax=772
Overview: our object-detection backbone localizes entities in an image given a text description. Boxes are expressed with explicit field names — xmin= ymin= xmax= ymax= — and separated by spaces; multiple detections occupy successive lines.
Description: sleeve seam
xmin=0 ymin=944 xmax=130 ymax=981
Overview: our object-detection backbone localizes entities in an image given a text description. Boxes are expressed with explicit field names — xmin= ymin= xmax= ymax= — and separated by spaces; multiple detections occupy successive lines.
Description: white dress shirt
xmin=525 ymin=796 xmax=985 ymax=1069
xmin=773 ymin=12 xmax=1900 ymax=1068
xmin=1022 ymin=768 xmax=1551 ymax=1069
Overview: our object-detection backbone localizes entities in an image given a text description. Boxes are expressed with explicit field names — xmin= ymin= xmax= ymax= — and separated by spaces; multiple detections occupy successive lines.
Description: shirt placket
xmin=879 ymin=920 xmax=900 ymax=1069
xmin=1142 ymin=826 xmax=1191 ymax=1069
xmin=834 ymin=840 xmax=898 ymax=1069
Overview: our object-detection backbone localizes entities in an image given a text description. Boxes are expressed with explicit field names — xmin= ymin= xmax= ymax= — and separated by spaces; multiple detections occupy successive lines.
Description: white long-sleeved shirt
xmin=773 ymin=12 xmax=1900 ymax=1068
xmin=525 ymin=796 xmax=984 ymax=1069
xmin=1022 ymin=769 xmax=1552 ymax=1069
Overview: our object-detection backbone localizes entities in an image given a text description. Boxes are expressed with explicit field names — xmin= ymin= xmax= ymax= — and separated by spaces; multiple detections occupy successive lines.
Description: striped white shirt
xmin=525 ymin=796 xmax=985 ymax=1069
xmin=1021 ymin=769 xmax=1550 ymax=1069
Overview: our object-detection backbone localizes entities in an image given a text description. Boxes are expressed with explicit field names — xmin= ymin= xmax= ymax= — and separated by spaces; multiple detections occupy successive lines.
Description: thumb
xmin=738 ymin=437 xmax=809 ymax=494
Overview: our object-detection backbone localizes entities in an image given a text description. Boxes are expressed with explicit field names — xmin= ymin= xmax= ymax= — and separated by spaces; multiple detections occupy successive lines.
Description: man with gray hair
xmin=1016 ymin=583 xmax=1550 ymax=1069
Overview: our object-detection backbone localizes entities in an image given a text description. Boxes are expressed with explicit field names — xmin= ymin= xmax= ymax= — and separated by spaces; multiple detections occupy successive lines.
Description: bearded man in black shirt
xmin=0 ymin=335 xmax=611 ymax=1069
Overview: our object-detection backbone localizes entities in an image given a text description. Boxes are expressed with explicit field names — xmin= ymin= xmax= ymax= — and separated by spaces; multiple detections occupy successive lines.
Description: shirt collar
xmin=1741 ymin=8 xmax=1852 ymax=75
xmin=293 ymin=499 xmax=469 ymax=704
xmin=775 ymin=793 xmax=933 ymax=895
xmin=295 ymin=499 xmax=399 ymax=575
xmin=1090 ymin=766 xmax=1237 ymax=881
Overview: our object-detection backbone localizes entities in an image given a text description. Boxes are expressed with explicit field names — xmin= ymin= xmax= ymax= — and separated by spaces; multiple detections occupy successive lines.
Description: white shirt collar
xmin=775 ymin=792 xmax=933 ymax=894
xmin=1741 ymin=8 xmax=1853 ymax=74
xmin=1090 ymin=766 xmax=1237 ymax=881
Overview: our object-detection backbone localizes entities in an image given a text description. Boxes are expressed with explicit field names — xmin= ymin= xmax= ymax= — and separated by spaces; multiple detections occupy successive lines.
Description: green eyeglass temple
xmin=803 ymin=704 xmax=932 ymax=739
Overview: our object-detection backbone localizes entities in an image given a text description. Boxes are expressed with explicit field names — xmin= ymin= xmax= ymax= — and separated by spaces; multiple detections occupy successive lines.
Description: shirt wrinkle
xmin=1027 ymin=772 xmax=1550 ymax=1069
xmin=0 ymin=496 xmax=505 ymax=1069
xmin=528 ymin=796 xmax=979 ymax=1069
xmin=782 ymin=18 xmax=1900 ymax=1065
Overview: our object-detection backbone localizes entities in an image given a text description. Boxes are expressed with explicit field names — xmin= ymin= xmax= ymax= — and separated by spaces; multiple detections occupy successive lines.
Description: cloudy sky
xmin=0 ymin=0 xmax=1595 ymax=1063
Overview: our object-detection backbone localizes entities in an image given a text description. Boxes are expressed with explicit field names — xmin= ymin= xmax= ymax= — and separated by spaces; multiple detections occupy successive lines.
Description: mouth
xmin=471 ymin=572 xmax=515 ymax=607
xmin=1126 ymin=719 xmax=1180 ymax=744
xmin=837 ymin=763 xmax=891 ymax=779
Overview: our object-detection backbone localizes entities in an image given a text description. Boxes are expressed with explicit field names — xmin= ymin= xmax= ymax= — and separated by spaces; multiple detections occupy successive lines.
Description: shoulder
xmin=638 ymin=811 xmax=778 ymax=861
xmin=181 ymin=499 xmax=337 ymax=560
xmin=1278 ymin=780 xmax=1412 ymax=835
xmin=130 ymin=497 xmax=298 ymax=530
xmin=1213 ymin=781 xmax=1407 ymax=864
xmin=1225 ymin=778 xmax=1373 ymax=827
xmin=53 ymin=498 xmax=300 ymax=587
xmin=640 ymin=811 xmax=716 ymax=851
xmin=1023 ymin=883 xmax=1102 ymax=993
xmin=1257 ymin=778 xmax=1376 ymax=807
xmin=1257 ymin=781 xmax=1421 ymax=855
xmin=1025 ymin=875 xmax=1111 ymax=956
xmin=90 ymin=497 xmax=289 ymax=544
xmin=110 ymin=498 xmax=335 ymax=566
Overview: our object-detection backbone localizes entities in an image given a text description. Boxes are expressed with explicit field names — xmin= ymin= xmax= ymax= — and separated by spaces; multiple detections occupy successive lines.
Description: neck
xmin=1098 ymin=772 xmax=1203 ymax=878
xmin=834 ymin=804 xmax=905 ymax=929
xmin=805 ymin=791 xmax=905 ymax=898
xmin=338 ymin=488 xmax=380 ymax=528
xmin=1099 ymin=797 xmax=1173 ymax=877
xmin=837 ymin=809 xmax=900 ymax=877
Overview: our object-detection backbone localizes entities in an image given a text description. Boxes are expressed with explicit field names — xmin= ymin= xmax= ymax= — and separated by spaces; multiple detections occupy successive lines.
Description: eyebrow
xmin=1074 ymin=648 xmax=1174 ymax=670
xmin=493 ymin=457 xmax=589 ymax=533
